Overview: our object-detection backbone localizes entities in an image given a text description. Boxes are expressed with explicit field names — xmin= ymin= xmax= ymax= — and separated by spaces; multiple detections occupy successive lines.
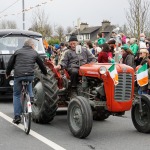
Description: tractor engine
xmin=78 ymin=63 xmax=135 ymax=113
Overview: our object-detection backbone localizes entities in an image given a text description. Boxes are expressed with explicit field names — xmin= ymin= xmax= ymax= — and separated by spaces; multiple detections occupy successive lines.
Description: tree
xmin=55 ymin=25 xmax=65 ymax=41
xmin=0 ymin=20 xmax=17 ymax=29
xmin=66 ymin=26 xmax=73 ymax=34
xmin=120 ymin=24 xmax=130 ymax=37
xmin=126 ymin=0 xmax=150 ymax=39
xmin=29 ymin=9 xmax=53 ymax=38
xmin=48 ymin=38 xmax=60 ymax=45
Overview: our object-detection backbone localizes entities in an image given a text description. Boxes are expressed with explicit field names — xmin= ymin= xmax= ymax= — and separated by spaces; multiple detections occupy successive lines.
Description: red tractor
xmin=32 ymin=59 xmax=150 ymax=138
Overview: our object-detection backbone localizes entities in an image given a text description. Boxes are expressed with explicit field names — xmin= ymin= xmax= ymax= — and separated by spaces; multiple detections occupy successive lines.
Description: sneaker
xmin=13 ymin=115 xmax=21 ymax=124
xmin=30 ymin=97 xmax=34 ymax=104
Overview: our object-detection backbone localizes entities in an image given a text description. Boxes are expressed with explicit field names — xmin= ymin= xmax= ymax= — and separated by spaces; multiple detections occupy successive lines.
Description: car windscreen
xmin=0 ymin=36 xmax=45 ymax=54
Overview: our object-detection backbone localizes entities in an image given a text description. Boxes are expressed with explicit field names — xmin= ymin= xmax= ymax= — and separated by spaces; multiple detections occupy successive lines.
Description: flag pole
xmin=22 ymin=0 xmax=25 ymax=30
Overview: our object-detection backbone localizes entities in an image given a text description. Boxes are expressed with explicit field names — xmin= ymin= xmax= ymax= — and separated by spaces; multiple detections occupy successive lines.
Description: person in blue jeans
xmin=6 ymin=39 xmax=47 ymax=124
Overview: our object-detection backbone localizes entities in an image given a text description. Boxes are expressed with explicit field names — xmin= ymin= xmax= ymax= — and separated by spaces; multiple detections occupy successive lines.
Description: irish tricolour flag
xmin=108 ymin=64 xmax=118 ymax=85
xmin=137 ymin=63 xmax=148 ymax=87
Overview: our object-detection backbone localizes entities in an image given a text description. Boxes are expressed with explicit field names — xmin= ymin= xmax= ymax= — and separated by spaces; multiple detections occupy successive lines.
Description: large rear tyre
xmin=131 ymin=94 xmax=150 ymax=133
xmin=32 ymin=68 xmax=59 ymax=124
xmin=67 ymin=96 xmax=93 ymax=138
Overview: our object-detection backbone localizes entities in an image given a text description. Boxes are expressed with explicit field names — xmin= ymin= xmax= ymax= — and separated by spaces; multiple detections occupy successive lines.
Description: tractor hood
xmin=79 ymin=63 xmax=134 ymax=78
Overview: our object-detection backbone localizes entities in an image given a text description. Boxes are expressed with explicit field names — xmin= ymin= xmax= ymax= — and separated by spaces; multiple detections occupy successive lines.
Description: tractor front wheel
xmin=67 ymin=96 xmax=93 ymax=138
xmin=131 ymin=94 xmax=150 ymax=133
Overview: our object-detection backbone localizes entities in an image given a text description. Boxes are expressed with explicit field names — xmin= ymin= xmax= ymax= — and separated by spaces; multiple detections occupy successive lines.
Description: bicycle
xmin=21 ymin=80 xmax=32 ymax=135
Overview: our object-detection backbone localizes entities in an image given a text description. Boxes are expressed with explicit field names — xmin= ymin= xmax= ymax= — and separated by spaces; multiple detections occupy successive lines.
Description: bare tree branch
xmin=0 ymin=19 xmax=17 ymax=29
xmin=29 ymin=8 xmax=53 ymax=38
xmin=55 ymin=25 xmax=65 ymax=41
xmin=126 ymin=0 xmax=150 ymax=39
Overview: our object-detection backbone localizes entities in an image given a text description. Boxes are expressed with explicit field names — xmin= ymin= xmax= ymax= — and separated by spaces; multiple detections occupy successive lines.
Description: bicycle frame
xmin=21 ymin=81 xmax=32 ymax=113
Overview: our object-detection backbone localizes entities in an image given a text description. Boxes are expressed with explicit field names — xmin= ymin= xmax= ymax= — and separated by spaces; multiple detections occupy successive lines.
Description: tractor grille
xmin=114 ymin=73 xmax=132 ymax=101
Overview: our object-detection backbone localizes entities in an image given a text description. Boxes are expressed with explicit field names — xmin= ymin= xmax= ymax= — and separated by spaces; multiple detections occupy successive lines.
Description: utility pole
xmin=22 ymin=0 xmax=25 ymax=30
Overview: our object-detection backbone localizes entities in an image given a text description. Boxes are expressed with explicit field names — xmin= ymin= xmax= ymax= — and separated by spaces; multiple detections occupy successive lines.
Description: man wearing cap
xmin=55 ymin=33 xmax=96 ymax=94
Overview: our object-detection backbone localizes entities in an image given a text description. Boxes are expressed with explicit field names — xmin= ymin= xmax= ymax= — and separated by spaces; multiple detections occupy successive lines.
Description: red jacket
xmin=98 ymin=51 xmax=108 ymax=63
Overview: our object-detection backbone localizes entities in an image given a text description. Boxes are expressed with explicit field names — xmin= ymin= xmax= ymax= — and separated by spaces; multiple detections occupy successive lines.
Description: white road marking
xmin=0 ymin=112 xmax=66 ymax=150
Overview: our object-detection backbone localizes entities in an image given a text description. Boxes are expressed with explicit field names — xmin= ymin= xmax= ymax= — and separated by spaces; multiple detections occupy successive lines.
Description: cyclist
xmin=6 ymin=39 xmax=47 ymax=124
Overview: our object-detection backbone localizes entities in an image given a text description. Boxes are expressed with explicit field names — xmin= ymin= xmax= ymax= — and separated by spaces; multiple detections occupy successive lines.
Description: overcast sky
xmin=0 ymin=0 xmax=129 ymax=30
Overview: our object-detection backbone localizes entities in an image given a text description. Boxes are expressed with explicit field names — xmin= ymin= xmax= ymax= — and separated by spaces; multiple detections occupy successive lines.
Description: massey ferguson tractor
xmin=31 ymin=45 xmax=150 ymax=138
xmin=0 ymin=29 xmax=150 ymax=138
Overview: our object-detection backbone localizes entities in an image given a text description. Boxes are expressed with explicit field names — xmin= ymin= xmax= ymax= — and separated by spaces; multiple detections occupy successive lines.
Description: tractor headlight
xmin=9 ymin=80 xmax=14 ymax=86
xmin=99 ymin=66 xmax=107 ymax=74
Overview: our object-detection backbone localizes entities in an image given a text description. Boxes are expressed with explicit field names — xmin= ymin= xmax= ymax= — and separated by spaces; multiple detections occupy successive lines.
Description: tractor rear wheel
xmin=67 ymin=96 xmax=93 ymax=138
xmin=32 ymin=67 xmax=59 ymax=123
xmin=131 ymin=94 xmax=150 ymax=133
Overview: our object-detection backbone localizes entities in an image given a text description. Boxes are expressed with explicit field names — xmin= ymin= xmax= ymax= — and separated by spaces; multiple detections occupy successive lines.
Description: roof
xmin=0 ymin=29 xmax=42 ymax=37
xmin=102 ymin=25 xmax=116 ymax=33
xmin=66 ymin=23 xmax=116 ymax=36
xmin=80 ymin=26 xmax=101 ymax=34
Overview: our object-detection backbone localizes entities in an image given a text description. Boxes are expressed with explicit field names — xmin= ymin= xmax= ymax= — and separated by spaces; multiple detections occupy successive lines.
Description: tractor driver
xmin=55 ymin=33 xmax=96 ymax=95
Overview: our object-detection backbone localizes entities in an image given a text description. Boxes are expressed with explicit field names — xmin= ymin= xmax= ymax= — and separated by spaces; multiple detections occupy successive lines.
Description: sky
xmin=0 ymin=0 xmax=129 ymax=30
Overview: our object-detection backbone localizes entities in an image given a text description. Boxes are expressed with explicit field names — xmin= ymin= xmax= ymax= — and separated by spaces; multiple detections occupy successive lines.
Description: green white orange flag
xmin=108 ymin=64 xmax=118 ymax=85
xmin=136 ymin=63 xmax=148 ymax=87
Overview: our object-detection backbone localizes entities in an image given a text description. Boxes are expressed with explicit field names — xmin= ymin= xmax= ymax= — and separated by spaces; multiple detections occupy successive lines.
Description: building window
xmin=78 ymin=35 xmax=83 ymax=40
xmin=85 ymin=34 xmax=90 ymax=40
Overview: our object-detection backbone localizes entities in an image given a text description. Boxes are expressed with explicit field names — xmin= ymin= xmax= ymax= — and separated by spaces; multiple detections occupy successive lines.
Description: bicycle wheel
xmin=23 ymin=94 xmax=32 ymax=134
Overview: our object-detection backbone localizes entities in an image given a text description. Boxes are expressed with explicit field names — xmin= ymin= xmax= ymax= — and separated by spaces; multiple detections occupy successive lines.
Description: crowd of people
xmin=43 ymin=30 xmax=150 ymax=95
xmin=44 ymin=32 xmax=150 ymax=67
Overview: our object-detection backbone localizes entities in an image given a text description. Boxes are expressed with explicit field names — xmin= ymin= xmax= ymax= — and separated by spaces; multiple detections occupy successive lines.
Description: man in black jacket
xmin=6 ymin=39 xmax=47 ymax=124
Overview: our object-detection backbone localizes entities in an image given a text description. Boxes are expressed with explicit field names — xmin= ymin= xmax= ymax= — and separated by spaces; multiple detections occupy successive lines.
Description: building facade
xmin=66 ymin=20 xmax=116 ymax=42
